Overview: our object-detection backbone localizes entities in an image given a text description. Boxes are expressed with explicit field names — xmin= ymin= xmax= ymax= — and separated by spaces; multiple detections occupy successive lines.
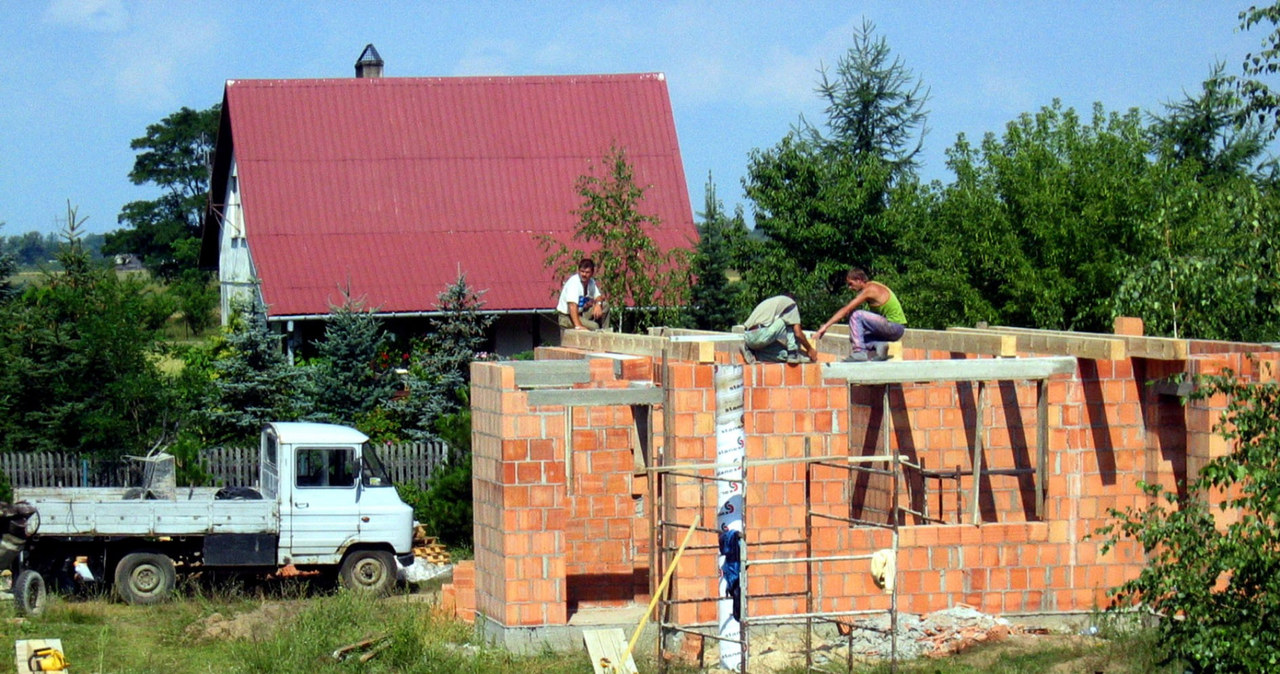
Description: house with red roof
xmin=199 ymin=46 xmax=696 ymax=354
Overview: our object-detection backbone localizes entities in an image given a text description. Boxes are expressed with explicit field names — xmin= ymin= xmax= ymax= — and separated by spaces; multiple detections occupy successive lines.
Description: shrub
xmin=1097 ymin=367 xmax=1280 ymax=673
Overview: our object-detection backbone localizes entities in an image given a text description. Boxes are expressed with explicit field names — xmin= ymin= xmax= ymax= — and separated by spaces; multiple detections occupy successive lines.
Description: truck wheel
xmin=114 ymin=552 xmax=176 ymax=605
xmin=338 ymin=550 xmax=396 ymax=596
xmin=13 ymin=569 xmax=46 ymax=617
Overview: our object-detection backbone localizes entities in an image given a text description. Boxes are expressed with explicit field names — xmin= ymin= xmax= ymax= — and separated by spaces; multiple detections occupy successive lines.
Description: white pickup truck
xmin=15 ymin=422 xmax=416 ymax=604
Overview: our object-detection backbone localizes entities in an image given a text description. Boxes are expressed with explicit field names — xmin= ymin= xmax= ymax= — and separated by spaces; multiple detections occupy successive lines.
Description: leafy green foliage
xmin=169 ymin=270 xmax=219 ymax=337
xmin=540 ymin=145 xmax=692 ymax=332
xmin=0 ymin=204 xmax=178 ymax=459
xmin=104 ymin=104 xmax=220 ymax=281
xmin=688 ymin=175 xmax=749 ymax=330
xmin=1097 ymin=368 xmax=1280 ymax=672
xmin=1236 ymin=2 xmax=1280 ymax=136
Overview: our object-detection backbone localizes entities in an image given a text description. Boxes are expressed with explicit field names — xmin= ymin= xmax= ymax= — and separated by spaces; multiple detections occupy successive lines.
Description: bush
xmin=1097 ymin=368 xmax=1280 ymax=673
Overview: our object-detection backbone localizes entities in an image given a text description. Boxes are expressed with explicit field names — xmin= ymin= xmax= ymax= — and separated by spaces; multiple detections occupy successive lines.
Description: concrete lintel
xmin=511 ymin=360 xmax=592 ymax=388
xmin=982 ymin=324 xmax=1190 ymax=361
xmin=527 ymin=386 xmax=664 ymax=407
xmin=822 ymin=356 xmax=1077 ymax=384
xmin=949 ymin=327 xmax=1125 ymax=360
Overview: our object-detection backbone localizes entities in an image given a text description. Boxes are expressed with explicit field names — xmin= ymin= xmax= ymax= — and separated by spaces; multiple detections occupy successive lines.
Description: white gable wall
xmin=218 ymin=155 xmax=261 ymax=324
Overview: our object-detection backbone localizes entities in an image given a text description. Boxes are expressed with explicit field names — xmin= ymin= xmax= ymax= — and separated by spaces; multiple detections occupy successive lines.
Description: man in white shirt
xmin=556 ymin=258 xmax=609 ymax=330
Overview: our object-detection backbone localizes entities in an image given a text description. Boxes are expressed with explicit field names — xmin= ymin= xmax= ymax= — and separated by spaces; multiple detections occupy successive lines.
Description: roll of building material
xmin=714 ymin=364 xmax=745 ymax=670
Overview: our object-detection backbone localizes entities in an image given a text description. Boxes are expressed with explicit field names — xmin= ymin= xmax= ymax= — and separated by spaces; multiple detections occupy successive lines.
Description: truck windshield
xmin=362 ymin=442 xmax=393 ymax=487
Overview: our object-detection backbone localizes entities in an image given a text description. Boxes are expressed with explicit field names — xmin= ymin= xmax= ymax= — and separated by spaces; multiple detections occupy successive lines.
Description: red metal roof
xmin=206 ymin=73 xmax=696 ymax=317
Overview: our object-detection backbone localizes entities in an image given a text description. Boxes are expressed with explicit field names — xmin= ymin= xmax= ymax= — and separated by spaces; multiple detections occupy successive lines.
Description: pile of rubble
xmin=706 ymin=605 xmax=1018 ymax=671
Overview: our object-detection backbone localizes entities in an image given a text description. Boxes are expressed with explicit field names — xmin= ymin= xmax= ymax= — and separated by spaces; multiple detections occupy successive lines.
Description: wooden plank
xmin=949 ymin=327 xmax=1126 ymax=360
xmin=822 ymin=356 xmax=1076 ymax=384
xmin=980 ymin=324 xmax=1190 ymax=360
xmin=583 ymin=627 xmax=638 ymax=674
xmin=902 ymin=328 xmax=1017 ymax=357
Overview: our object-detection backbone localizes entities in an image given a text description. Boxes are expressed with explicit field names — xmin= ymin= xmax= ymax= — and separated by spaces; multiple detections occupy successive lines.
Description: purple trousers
xmin=849 ymin=310 xmax=905 ymax=352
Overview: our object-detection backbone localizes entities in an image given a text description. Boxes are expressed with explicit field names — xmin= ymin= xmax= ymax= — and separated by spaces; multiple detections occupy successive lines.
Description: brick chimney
xmin=355 ymin=44 xmax=383 ymax=78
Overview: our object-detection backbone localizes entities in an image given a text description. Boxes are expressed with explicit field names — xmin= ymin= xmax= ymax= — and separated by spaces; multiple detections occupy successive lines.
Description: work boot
xmin=738 ymin=344 xmax=757 ymax=364
xmin=871 ymin=342 xmax=891 ymax=361
xmin=842 ymin=350 xmax=869 ymax=363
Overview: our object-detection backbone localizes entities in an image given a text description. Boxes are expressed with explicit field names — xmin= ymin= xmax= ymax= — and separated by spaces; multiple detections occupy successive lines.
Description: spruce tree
xmin=311 ymin=289 xmax=397 ymax=426
xmin=689 ymin=175 xmax=749 ymax=331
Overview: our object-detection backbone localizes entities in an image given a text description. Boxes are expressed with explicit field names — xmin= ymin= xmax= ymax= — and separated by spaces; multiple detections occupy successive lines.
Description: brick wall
xmin=467 ymin=338 xmax=1280 ymax=630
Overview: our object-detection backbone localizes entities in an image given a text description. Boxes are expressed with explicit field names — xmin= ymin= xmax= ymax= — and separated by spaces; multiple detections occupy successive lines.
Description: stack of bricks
xmin=466 ymin=327 xmax=1280 ymax=635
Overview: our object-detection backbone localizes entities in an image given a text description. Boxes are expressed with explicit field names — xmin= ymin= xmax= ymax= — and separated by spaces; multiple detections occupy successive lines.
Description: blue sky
xmin=0 ymin=1 xmax=1268 ymax=236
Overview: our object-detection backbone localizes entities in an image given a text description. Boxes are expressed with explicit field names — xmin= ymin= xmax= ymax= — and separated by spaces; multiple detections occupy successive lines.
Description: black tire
xmin=13 ymin=569 xmax=46 ymax=617
xmin=338 ymin=550 xmax=396 ymax=596
xmin=113 ymin=552 xmax=176 ymax=605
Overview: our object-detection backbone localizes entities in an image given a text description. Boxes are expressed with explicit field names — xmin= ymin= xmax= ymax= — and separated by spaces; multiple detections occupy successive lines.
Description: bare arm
xmin=568 ymin=301 xmax=586 ymax=329
xmin=815 ymin=290 xmax=873 ymax=340
xmin=793 ymin=324 xmax=819 ymax=361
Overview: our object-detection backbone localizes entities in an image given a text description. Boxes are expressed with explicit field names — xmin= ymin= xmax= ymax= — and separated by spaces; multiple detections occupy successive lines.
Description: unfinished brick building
xmin=445 ymin=320 xmax=1278 ymax=655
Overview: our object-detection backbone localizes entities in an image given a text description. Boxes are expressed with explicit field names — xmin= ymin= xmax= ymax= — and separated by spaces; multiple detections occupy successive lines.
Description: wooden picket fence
xmin=0 ymin=441 xmax=452 ymax=490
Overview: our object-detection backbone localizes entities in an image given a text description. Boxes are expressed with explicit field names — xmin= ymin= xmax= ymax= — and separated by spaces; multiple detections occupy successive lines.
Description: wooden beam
xmin=949 ymin=327 xmax=1126 ymax=360
xmin=978 ymin=325 xmax=1189 ymax=360
xmin=901 ymin=328 xmax=1018 ymax=357
xmin=822 ymin=356 xmax=1076 ymax=384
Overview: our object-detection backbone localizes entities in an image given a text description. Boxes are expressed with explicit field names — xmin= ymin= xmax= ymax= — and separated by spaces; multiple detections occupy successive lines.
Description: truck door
xmin=285 ymin=446 xmax=359 ymax=561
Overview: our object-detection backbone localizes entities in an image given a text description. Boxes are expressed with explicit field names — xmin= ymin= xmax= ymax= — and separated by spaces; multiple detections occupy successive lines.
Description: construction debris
xmin=412 ymin=526 xmax=450 ymax=566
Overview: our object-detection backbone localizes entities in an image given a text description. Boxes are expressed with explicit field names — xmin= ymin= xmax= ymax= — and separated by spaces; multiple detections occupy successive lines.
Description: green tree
xmin=0 ymin=224 xmax=16 ymax=301
xmin=394 ymin=273 xmax=494 ymax=441
xmin=540 ymin=145 xmax=692 ymax=332
xmin=199 ymin=296 xmax=312 ymax=444
xmin=1098 ymin=369 xmax=1280 ymax=672
xmin=104 ymin=105 xmax=220 ymax=281
xmin=169 ymin=271 xmax=219 ymax=337
xmin=0 ymin=204 xmax=177 ymax=458
xmin=1237 ymin=1 xmax=1280 ymax=136
xmin=742 ymin=20 xmax=928 ymax=322
xmin=310 ymin=288 xmax=398 ymax=427
xmin=915 ymin=102 xmax=1157 ymax=331
xmin=1114 ymin=71 xmax=1280 ymax=341
xmin=688 ymin=175 xmax=749 ymax=330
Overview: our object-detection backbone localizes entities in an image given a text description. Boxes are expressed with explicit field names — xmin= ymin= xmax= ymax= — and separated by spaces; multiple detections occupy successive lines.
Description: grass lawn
xmin=0 ymin=578 xmax=1178 ymax=674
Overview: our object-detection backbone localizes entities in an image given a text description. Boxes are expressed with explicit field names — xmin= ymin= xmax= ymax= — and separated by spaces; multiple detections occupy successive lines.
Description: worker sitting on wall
xmin=556 ymin=258 xmax=609 ymax=331
xmin=815 ymin=268 xmax=907 ymax=362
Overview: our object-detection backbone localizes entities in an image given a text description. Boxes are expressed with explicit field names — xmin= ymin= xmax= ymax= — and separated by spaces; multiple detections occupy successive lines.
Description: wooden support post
xmin=970 ymin=381 xmax=987 ymax=525
xmin=1036 ymin=379 xmax=1048 ymax=520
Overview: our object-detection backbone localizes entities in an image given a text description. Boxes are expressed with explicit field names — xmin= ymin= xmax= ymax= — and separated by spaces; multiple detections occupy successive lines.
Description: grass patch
xmin=0 ymin=588 xmax=1176 ymax=673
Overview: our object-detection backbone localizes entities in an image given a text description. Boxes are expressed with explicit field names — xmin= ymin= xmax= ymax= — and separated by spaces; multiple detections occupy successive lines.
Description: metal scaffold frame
xmin=648 ymin=366 xmax=907 ymax=673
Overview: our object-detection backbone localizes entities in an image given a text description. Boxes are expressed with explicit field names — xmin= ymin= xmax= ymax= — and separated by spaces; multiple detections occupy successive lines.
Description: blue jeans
xmin=849 ymin=310 xmax=904 ymax=353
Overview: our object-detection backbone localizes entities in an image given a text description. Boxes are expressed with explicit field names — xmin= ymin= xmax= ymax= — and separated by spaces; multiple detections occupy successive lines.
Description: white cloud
xmin=96 ymin=7 xmax=219 ymax=110
xmin=44 ymin=0 xmax=127 ymax=32
xmin=453 ymin=39 xmax=521 ymax=76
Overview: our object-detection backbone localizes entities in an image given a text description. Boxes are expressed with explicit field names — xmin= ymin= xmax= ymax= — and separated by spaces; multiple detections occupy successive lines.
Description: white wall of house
xmin=217 ymin=155 xmax=259 ymax=324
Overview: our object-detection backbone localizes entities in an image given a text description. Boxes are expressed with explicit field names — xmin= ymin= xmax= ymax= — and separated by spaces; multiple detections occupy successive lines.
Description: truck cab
xmin=263 ymin=422 xmax=414 ymax=567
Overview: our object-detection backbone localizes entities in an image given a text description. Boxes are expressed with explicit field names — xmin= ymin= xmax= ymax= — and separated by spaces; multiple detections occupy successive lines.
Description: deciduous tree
xmin=540 ymin=145 xmax=691 ymax=332
xmin=104 ymin=105 xmax=220 ymax=281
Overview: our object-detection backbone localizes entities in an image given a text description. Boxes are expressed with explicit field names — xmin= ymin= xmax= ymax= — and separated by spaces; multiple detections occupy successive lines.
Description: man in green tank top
xmin=815 ymin=268 xmax=907 ymax=362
